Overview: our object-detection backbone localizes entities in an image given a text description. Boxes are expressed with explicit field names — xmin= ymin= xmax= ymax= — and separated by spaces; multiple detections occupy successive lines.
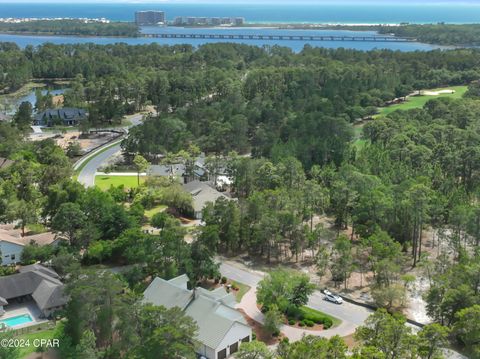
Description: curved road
xmin=75 ymin=114 xmax=143 ymax=187
xmin=219 ymin=261 xmax=372 ymax=336
xmin=220 ymin=261 xmax=467 ymax=358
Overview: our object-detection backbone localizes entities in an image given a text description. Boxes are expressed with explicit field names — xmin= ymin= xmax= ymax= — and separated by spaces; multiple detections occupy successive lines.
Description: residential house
xmin=34 ymin=108 xmax=87 ymax=127
xmin=0 ymin=264 xmax=67 ymax=318
xmin=0 ymin=228 xmax=57 ymax=265
xmin=143 ymin=274 xmax=252 ymax=359
xmin=182 ymin=181 xmax=234 ymax=220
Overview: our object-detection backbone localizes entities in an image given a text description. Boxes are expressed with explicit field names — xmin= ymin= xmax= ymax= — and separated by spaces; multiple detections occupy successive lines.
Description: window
xmin=4 ymin=255 xmax=9 ymax=258
xmin=10 ymin=255 xmax=15 ymax=261
xmin=241 ymin=336 xmax=250 ymax=343
xmin=217 ymin=348 xmax=227 ymax=359
xmin=229 ymin=342 xmax=238 ymax=354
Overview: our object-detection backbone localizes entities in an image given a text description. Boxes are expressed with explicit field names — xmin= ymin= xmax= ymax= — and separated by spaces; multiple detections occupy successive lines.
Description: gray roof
xmin=35 ymin=108 xmax=86 ymax=123
xmin=182 ymin=181 xmax=232 ymax=212
xmin=19 ymin=264 xmax=59 ymax=279
xmin=167 ymin=274 xmax=189 ymax=289
xmin=196 ymin=287 xmax=237 ymax=308
xmin=143 ymin=277 xmax=193 ymax=310
xmin=143 ymin=274 xmax=250 ymax=350
xmin=32 ymin=280 xmax=67 ymax=310
xmin=0 ymin=265 xmax=66 ymax=310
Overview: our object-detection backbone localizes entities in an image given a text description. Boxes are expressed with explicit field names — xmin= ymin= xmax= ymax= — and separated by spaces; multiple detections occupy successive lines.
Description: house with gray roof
xmin=182 ymin=181 xmax=235 ymax=220
xmin=143 ymin=274 xmax=251 ymax=359
xmin=0 ymin=264 xmax=67 ymax=318
xmin=34 ymin=108 xmax=87 ymax=127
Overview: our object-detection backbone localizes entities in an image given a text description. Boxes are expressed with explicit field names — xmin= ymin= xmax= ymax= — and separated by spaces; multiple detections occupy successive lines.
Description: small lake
xmin=4 ymin=85 xmax=68 ymax=115
xmin=0 ymin=27 xmax=448 ymax=52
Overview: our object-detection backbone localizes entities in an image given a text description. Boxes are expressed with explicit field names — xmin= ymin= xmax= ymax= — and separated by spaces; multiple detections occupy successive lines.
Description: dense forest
xmin=323 ymin=24 xmax=480 ymax=46
xmin=2 ymin=42 xmax=480 ymax=357
xmin=377 ymin=24 xmax=480 ymax=46
xmin=0 ymin=20 xmax=139 ymax=37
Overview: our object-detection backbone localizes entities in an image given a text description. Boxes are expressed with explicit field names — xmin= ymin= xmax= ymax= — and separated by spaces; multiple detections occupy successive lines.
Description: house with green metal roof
xmin=143 ymin=274 xmax=252 ymax=359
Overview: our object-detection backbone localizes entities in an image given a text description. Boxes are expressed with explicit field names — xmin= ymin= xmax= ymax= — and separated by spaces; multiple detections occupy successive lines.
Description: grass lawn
xmin=145 ymin=205 xmax=167 ymax=220
xmin=378 ymin=85 xmax=468 ymax=116
xmin=95 ymin=175 xmax=145 ymax=190
xmin=231 ymin=280 xmax=250 ymax=302
xmin=17 ymin=323 xmax=59 ymax=357
xmin=300 ymin=306 xmax=342 ymax=328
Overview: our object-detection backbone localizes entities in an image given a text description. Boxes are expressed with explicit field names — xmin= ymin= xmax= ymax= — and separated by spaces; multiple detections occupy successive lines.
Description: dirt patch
xmin=238 ymin=309 xmax=283 ymax=345
xmin=342 ymin=333 xmax=359 ymax=349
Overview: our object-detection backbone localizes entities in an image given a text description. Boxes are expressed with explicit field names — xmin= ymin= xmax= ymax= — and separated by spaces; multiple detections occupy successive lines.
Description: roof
xmin=0 ymin=231 xmax=25 ymax=247
xmin=32 ymin=280 xmax=67 ymax=310
xmin=142 ymin=277 xmax=193 ymax=310
xmin=35 ymin=108 xmax=87 ymax=122
xmin=143 ymin=274 xmax=250 ymax=350
xmin=0 ymin=265 xmax=66 ymax=310
xmin=167 ymin=273 xmax=189 ymax=289
xmin=18 ymin=232 xmax=57 ymax=246
xmin=182 ymin=181 xmax=232 ymax=212
xmin=0 ymin=157 xmax=13 ymax=170
xmin=0 ymin=230 xmax=56 ymax=247
xmin=19 ymin=264 xmax=59 ymax=279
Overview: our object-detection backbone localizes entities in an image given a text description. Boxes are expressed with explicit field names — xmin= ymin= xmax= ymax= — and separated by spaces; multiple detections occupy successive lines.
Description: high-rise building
xmin=135 ymin=11 xmax=165 ymax=26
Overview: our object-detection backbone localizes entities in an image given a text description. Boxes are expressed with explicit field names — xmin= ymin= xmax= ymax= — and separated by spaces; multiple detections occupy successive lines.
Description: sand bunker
xmin=420 ymin=89 xmax=456 ymax=96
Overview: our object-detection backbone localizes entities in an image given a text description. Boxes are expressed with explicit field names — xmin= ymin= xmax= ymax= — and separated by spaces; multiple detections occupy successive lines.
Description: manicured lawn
xmin=231 ymin=280 xmax=250 ymax=302
xmin=145 ymin=205 xmax=167 ymax=219
xmin=17 ymin=323 xmax=59 ymax=357
xmin=300 ymin=306 xmax=342 ymax=328
xmin=95 ymin=175 xmax=145 ymax=190
xmin=378 ymin=85 xmax=468 ymax=116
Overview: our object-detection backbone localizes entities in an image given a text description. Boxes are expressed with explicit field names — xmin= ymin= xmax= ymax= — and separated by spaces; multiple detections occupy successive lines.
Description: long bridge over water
xmin=142 ymin=33 xmax=417 ymax=43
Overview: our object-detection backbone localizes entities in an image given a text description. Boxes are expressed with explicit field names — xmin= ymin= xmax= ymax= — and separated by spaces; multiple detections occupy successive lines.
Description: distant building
xmin=173 ymin=16 xmax=245 ymax=26
xmin=143 ymin=274 xmax=251 ymax=359
xmin=34 ymin=108 xmax=87 ymax=127
xmin=135 ymin=10 xmax=165 ymax=25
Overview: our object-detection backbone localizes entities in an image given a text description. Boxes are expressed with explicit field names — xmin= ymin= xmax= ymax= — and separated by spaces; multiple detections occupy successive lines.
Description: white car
xmin=324 ymin=293 xmax=343 ymax=304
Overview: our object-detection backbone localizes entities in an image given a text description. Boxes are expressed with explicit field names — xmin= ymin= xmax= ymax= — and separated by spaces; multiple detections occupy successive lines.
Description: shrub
xmin=322 ymin=317 xmax=333 ymax=329
xmin=288 ymin=319 xmax=296 ymax=325
xmin=298 ymin=321 xmax=306 ymax=327
xmin=305 ymin=320 xmax=315 ymax=327
xmin=286 ymin=305 xmax=303 ymax=320
xmin=232 ymin=284 xmax=239 ymax=290
xmin=221 ymin=276 xmax=227 ymax=284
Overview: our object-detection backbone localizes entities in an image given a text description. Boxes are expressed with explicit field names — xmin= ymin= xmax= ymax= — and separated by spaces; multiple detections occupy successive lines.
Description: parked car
xmin=324 ymin=293 xmax=343 ymax=304
xmin=323 ymin=289 xmax=332 ymax=296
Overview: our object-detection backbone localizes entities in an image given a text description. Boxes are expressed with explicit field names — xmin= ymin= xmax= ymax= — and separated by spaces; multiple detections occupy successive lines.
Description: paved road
xmin=219 ymin=261 xmax=372 ymax=338
xmin=76 ymin=114 xmax=144 ymax=187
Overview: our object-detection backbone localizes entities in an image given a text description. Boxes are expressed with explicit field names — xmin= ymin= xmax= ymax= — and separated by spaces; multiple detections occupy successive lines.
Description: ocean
xmin=0 ymin=2 xmax=476 ymax=51
xmin=1 ymin=2 xmax=480 ymax=24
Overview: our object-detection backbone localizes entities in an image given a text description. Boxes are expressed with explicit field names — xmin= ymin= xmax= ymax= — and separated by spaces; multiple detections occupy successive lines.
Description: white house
xmin=143 ymin=274 xmax=252 ymax=359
